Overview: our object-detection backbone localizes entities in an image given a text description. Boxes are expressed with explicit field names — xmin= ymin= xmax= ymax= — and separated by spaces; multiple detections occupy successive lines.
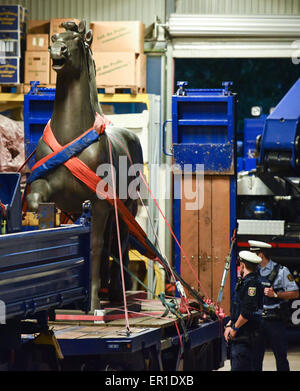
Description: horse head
xmin=49 ymin=20 xmax=93 ymax=77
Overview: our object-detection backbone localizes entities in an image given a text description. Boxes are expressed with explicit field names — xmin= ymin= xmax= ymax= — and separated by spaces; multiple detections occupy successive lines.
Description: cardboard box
xmin=0 ymin=4 xmax=27 ymax=31
xmin=0 ymin=57 xmax=22 ymax=83
xmin=26 ymin=34 xmax=49 ymax=51
xmin=50 ymin=62 xmax=56 ymax=85
xmin=93 ymin=52 xmax=146 ymax=91
xmin=25 ymin=51 xmax=50 ymax=84
xmin=90 ymin=21 xmax=145 ymax=53
xmin=27 ymin=20 xmax=50 ymax=34
xmin=50 ymin=18 xmax=80 ymax=39
xmin=0 ymin=31 xmax=25 ymax=57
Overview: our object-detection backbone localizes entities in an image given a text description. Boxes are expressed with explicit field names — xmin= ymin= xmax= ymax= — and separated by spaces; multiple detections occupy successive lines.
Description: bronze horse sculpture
xmin=26 ymin=20 xmax=144 ymax=310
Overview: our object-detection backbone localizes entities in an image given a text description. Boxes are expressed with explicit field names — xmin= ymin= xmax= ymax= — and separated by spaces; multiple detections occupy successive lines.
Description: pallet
xmin=23 ymin=84 xmax=146 ymax=94
xmin=0 ymin=84 xmax=24 ymax=93
xmin=97 ymin=86 xmax=146 ymax=95
xmin=23 ymin=84 xmax=56 ymax=93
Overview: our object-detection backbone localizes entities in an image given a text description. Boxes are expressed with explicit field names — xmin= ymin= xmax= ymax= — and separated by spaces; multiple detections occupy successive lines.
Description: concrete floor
xmin=219 ymin=345 xmax=300 ymax=371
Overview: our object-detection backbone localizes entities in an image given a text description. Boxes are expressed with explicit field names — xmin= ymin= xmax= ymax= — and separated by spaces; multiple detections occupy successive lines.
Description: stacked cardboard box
xmin=90 ymin=21 xmax=146 ymax=93
xmin=0 ymin=5 xmax=27 ymax=84
xmin=25 ymin=20 xmax=50 ymax=85
xmin=25 ymin=18 xmax=80 ymax=86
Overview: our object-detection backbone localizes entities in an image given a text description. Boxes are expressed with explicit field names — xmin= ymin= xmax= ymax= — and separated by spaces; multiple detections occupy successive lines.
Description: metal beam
xmin=167 ymin=15 xmax=300 ymax=38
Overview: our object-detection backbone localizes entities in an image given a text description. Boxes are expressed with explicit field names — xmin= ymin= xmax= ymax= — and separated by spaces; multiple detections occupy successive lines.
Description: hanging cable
xmin=138 ymin=169 xmax=210 ymax=301
xmin=137 ymin=190 xmax=190 ymax=316
xmin=107 ymin=137 xmax=131 ymax=336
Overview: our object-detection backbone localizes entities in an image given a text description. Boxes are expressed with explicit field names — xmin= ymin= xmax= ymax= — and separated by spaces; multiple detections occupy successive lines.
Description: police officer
xmin=224 ymin=250 xmax=263 ymax=371
xmin=248 ymin=240 xmax=299 ymax=371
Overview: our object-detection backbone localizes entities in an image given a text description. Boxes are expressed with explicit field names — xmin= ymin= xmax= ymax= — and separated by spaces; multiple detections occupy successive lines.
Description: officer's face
xmin=240 ymin=262 xmax=245 ymax=276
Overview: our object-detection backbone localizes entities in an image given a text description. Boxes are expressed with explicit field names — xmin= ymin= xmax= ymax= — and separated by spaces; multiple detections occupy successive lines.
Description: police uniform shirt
xmin=232 ymin=272 xmax=263 ymax=332
xmin=258 ymin=260 xmax=298 ymax=310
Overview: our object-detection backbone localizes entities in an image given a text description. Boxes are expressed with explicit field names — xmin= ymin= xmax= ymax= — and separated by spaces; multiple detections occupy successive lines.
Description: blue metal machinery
xmin=24 ymin=82 xmax=56 ymax=169
xmin=166 ymin=81 xmax=237 ymax=293
xmin=237 ymin=77 xmax=300 ymax=322
xmin=238 ymin=114 xmax=267 ymax=172
xmin=258 ymin=77 xmax=300 ymax=174
xmin=170 ymin=81 xmax=235 ymax=174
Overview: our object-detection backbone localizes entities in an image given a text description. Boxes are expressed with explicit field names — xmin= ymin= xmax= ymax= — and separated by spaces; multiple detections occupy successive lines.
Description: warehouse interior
xmin=0 ymin=0 xmax=300 ymax=373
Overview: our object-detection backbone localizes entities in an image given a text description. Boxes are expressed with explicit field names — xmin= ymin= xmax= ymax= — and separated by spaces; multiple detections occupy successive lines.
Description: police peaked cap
xmin=248 ymin=240 xmax=272 ymax=252
xmin=239 ymin=250 xmax=262 ymax=264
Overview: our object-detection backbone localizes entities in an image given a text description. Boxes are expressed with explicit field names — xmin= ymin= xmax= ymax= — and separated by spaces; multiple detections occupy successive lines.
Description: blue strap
xmin=28 ymin=129 xmax=100 ymax=184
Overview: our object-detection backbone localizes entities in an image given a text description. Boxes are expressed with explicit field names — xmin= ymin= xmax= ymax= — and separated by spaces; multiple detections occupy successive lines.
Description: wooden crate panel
xmin=179 ymin=175 xmax=232 ymax=314
xmin=180 ymin=175 xmax=199 ymax=296
xmin=211 ymin=176 xmax=231 ymax=314
xmin=198 ymin=176 xmax=212 ymax=299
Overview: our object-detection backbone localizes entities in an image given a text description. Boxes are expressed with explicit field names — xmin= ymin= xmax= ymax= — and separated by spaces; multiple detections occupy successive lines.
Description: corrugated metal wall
xmin=176 ymin=0 xmax=300 ymax=15
xmin=0 ymin=0 xmax=166 ymax=26
xmin=2 ymin=0 xmax=300 ymax=24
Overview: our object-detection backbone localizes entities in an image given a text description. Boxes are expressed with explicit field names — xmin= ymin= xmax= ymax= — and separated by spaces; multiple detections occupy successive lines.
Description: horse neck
xmin=51 ymin=68 xmax=95 ymax=145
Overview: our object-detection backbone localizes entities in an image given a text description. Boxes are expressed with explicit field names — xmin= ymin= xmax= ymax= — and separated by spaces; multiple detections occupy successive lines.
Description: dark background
xmin=175 ymin=58 xmax=300 ymax=137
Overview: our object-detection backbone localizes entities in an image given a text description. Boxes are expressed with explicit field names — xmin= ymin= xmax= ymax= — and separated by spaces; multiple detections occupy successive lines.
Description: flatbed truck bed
xmin=21 ymin=301 xmax=228 ymax=371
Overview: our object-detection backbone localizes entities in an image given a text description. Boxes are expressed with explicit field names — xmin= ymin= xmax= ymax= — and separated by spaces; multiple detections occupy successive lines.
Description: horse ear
xmin=78 ymin=20 xmax=86 ymax=35
xmin=85 ymin=30 xmax=93 ymax=47
xmin=51 ymin=33 xmax=59 ymax=43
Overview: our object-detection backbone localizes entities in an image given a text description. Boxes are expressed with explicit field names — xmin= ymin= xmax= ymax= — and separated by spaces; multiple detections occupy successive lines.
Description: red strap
xmin=31 ymin=122 xmax=94 ymax=171
xmin=32 ymin=113 xmax=109 ymax=171
xmin=0 ymin=201 xmax=6 ymax=217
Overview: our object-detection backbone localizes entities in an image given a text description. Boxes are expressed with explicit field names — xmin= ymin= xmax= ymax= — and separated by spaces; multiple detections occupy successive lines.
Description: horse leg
xmin=26 ymin=179 xmax=52 ymax=212
xmin=99 ymin=214 xmax=114 ymax=300
xmin=123 ymin=245 xmax=132 ymax=291
xmin=108 ymin=219 xmax=132 ymax=303
xmin=108 ymin=199 xmax=138 ymax=301
xmin=90 ymin=202 xmax=110 ymax=310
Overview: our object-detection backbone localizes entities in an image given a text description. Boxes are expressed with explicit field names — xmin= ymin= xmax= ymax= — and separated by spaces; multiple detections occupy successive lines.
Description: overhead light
xmin=269 ymin=107 xmax=275 ymax=114
xmin=251 ymin=106 xmax=262 ymax=117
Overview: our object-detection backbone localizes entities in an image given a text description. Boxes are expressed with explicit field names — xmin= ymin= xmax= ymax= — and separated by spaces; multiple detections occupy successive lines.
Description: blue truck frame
xmin=0 ymin=171 xmax=92 ymax=319
xmin=0 ymin=223 xmax=92 ymax=319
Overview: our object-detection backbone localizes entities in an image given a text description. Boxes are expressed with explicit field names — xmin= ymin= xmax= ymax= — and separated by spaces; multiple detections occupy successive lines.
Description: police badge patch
xmin=248 ymin=287 xmax=256 ymax=296
xmin=287 ymin=274 xmax=294 ymax=282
